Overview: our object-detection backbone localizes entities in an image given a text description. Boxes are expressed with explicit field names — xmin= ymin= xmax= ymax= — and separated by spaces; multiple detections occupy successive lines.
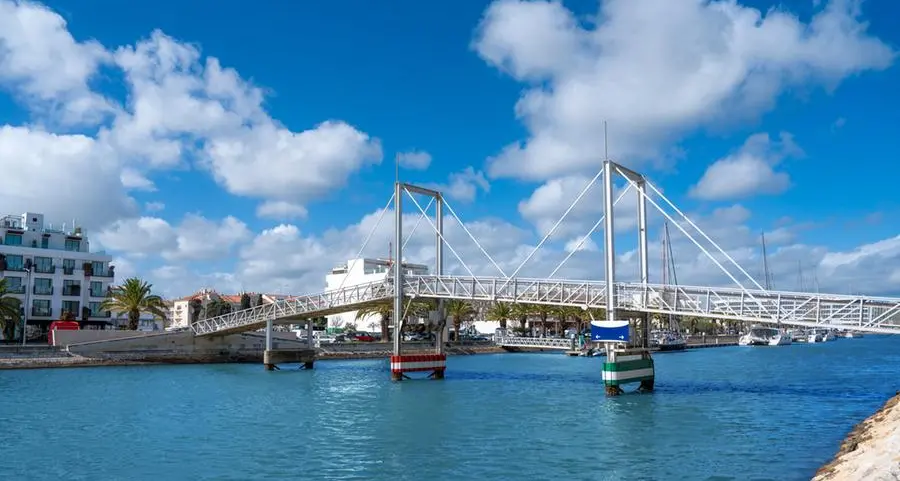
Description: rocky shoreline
xmin=813 ymin=392 xmax=900 ymax=480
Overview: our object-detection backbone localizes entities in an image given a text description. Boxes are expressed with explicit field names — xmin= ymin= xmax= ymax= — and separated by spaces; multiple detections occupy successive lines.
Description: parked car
xmin=355 ymin=334 xmax=376 ymax=342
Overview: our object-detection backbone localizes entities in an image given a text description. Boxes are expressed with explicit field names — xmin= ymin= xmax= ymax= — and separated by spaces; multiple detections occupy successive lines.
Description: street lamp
xmin=21 ymin=258 xmax=33 ymax=346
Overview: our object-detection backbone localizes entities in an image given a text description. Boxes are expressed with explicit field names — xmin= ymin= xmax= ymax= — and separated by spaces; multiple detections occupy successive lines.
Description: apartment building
xmin=0 ymin=212 xmax=115 ymax=335
xmin=324 ymin=257 xmax=428 ymax=332
xmin=168 ymin=289 xmax=290 ymax=329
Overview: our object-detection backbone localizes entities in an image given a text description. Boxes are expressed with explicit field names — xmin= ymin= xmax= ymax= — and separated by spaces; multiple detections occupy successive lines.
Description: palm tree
xmin=355 ymin=302 xmax=393 ymax=339
xmin=445 ymin=299 xmax=475 ymax=340
xmin=0 ymin=278 xmax=22 ymax=342
xmin=100 ymin=277 xmax=168 ymax=330
xmin=485 ymin=301 xmax=512 ymax=329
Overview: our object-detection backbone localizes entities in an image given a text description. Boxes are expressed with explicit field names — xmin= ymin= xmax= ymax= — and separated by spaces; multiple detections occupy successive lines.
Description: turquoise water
xmin=2 ymin=337 xmax=899 ymax=481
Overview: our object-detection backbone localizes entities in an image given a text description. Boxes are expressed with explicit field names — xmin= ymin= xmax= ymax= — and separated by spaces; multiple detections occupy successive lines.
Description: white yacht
xmin=739 ymin=326 xmax=792 ymax=346
xmin=821 ymin=330 xmax=838 ymax=342
xmin=807 ymin=330 xmax=822 ymax=343
xmin=651 ymin=330 xmax=687 ymax=351
xmin=844 ymin=331 xmax=864 ymax=339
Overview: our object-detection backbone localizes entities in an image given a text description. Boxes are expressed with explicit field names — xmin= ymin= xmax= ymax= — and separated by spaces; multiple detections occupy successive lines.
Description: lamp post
xmin=21 ymin=260 xmax=33 ymax=346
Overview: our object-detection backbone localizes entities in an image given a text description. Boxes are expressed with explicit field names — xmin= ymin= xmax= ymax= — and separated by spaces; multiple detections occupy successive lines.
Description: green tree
xmin=445 ymin=299 xmax=475 ymax=340
xmin=240 ymin=293 xmax=251 ymax=310
xmin=485 ymin=301 xmax=512 ymax=329
xmin=0 ymin=278 xmax=22 ymax=342
xmin=205 ymin=298 xmax=233 ymax=318
xmin=100 ymin=277 xmax=168 ymax=330
xmin=355 ymin=302 xmax=393 ymax=338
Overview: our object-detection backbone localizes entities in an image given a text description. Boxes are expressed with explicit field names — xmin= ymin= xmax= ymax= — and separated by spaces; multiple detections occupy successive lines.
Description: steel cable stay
xmin=547 ymin=182 xmax=633 ymax=279
xmin=499 ymin=167 xmax=606 ymax=292
xmin=402 ymin=197 xmax=435 ymax=250
xmin=617 ymin=172 xmax=775 ymax=319
xmin=333 ymin=192 xmax=396 ymax=296
xmin=403 ymin=189 xmax=481 ymax=284
xmin=439 ymin=196 xmax=508 ymax=279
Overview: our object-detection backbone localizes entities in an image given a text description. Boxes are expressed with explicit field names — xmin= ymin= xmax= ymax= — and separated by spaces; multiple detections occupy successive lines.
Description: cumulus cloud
xmin=473 ymin=0 xmax=894 ymax=180
xmin=690 ymin=132 xmax=802 ymax=200
xmin=397 ymin=150 xmax=432 ymax=170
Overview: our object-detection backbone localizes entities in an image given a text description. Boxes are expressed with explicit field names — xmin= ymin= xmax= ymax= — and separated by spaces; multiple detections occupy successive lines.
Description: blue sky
xmin=1 ymin=0 xmax=899 ymax=297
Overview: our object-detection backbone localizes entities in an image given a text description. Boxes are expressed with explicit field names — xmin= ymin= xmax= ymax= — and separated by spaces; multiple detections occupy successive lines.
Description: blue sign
xmin=590 ymin=320 xmax=630 ymax=342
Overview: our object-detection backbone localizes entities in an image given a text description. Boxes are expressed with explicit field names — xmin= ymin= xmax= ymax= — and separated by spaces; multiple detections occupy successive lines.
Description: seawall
xmin=813 ymin=392 xmax=900 ymax=480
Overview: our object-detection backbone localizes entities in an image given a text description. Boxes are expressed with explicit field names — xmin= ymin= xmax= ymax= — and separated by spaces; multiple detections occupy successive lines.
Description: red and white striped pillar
xmin=390 ymin=353 xmax=447 ymax=380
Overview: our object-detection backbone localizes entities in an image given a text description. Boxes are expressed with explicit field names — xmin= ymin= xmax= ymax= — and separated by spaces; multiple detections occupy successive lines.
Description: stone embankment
xmin=813 ymin=392 xmax=900 ymax=481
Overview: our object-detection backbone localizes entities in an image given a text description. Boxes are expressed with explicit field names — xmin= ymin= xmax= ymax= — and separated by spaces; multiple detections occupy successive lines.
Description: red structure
xmin=390 ymin=353 xmax=446 ymax=380
xmin=48 ymin=321 xmax=79 ymax=346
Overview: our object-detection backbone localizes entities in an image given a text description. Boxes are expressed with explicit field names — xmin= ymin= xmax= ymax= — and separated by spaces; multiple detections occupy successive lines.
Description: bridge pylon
xmin=599 ymin=159 xmax=655 ymax=396
xmin=390 ymin=181 xmax=447 ymax=381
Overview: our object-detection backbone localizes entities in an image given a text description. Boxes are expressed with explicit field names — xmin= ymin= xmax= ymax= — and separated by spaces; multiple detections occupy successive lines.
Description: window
xmin=62 ymin=300 xmax=80 ymax=316
xmin=31 ymin=299 xmax=51 ymax=317
xmin=63 ymin=280 xmax=81 ymax=296
xmin=63 ymin=258 xmax=76 ymax=274
xmin=65 ymin=239 xmax=81 ymax=251
xmin=4 ymin=255 xmax=23 ymax=270
xmin=90 ymin=281 xmax=103 ymax=297
xmin=92 ymin=261 xmax=105 ymax=276
xmin=4 ymin=233 xmax=22 ymax=245
xmin=34 ymin=256 xmax=53 ymax=274
xmin=4 ymin=276 xmax=24 ymax=294
xmin=89 ymin=301 xmax=102 ymax=315
xmin=33 ymin=278 xmax=52 ymax=295
xmin=41 ymin=237 xmax=49 ymax=249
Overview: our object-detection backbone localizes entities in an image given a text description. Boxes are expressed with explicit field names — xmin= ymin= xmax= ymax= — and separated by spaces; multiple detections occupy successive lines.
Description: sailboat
xmin=651 ymin=222 xmax=687 ymax=352
xmin=738 ymin=233 xmax=792 ymax=346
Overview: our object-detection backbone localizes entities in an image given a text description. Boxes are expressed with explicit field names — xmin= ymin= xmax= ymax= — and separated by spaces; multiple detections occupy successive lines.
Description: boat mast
xmin=663 ymin=222 xmax=678 ymax=331
xmin=761 ymin=232 xmax=771 ymax=290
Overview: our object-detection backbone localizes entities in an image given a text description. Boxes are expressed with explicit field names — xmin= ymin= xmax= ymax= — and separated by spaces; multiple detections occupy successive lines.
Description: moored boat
xmin=739 ymin=326 xmax=792 ymax=346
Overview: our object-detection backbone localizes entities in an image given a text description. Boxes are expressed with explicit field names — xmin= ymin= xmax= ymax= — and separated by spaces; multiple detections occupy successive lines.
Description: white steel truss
xmin=494 ymin=336 xmax=575 ymax=350
xmin=191 ymin=274 xmax=900 ymax=336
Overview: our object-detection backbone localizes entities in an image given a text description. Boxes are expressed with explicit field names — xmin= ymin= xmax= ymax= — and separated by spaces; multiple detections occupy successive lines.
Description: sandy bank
xmin=813 ymin=392 xmax=900 ymax=480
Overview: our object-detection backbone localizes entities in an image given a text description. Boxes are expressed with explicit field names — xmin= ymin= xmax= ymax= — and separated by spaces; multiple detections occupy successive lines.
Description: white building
xmin=167 ymin=289 xmax=289 ymax=329
xmin=0 ymin=212 xmax=115 ymax=336
xmin=325 ymin=257 xmax=428 ymax=333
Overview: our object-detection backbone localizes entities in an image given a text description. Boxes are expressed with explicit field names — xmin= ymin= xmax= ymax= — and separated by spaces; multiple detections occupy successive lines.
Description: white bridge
xmin=190 ymin=161 xmax=900 ymax=339
xmin=191 ymin=275 xmax=900 ymax=336
xmin=494 ymin=336 xmax=576 ymax=350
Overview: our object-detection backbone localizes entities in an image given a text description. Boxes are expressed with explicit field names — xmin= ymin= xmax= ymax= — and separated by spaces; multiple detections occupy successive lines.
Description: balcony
xmin=89 ymin=289 xmax=105 ymax=298
xmin=93 ymin=269 xmax=113 ymax=278
xmin=62 ymin=286 xmax=81 ymax=296
xmin=33 ymin=286 xmax=53 ymax=296
xmin=90 ymin=311 xmax=111 ymax=318
xmin=34 ymin=265 xmax=55 ymax=274
xmin=7 ymin=285 xmax=25 ymax=294
xmin=31 ymin=307 xmax=52 ymax=317
xmin=63 ymin=266 xmax=76 ymax=275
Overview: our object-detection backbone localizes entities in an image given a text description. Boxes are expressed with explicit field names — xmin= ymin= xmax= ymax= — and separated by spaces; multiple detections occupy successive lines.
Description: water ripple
xmin=1 ymin=337 xmax=898 ymax=480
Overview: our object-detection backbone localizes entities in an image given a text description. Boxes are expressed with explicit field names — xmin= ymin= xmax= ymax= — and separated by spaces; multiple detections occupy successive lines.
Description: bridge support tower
xmin=390 ymin=181 xmax=447 ymax=381
xmin=264 ymin=318 xmax=315 ymax=371
xmin=600 ymin=159 xmax=654 ymax=395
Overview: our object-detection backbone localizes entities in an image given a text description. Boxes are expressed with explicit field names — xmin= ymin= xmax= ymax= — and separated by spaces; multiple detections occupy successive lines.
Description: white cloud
xmin=0 ymin=125 xmax=136 ymax=228
xmin=690 ymin=132 xmax=801 ymax=200
xmin=0 ymin=0 xmax=115 ymax=124
xmin=256 ymin=201 xmax=308 ymax=220
xmin=426 ymin=167 xmax=490 ymax=203
xmin=97 ymin=214 xmax=251 ymax=262
xmin=397 ymin=150 xmax=432 ymax=170
xmin=121 ymin=168 xmax=156 ymax=191
xmin=108 ymin=30 xmax=383 ymax=207
xmin=474 ymin=0 xmax=894 ymax=181
xmin=144 ymin=201 xmax=165 ymax=212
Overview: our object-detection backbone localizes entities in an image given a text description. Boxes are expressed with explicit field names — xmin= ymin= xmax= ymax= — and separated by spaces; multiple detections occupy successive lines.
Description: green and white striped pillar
xmin=602 ymin=349 xmax=654 ymax=395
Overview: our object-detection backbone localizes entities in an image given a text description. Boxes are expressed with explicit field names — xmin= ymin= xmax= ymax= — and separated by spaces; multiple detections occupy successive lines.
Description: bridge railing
xmin=404 ymin=275 xmax=900 ymax=333
xmin=494 ymin=336 xmax=575 ymax=350
xmin=191 ymin=280 xmax=394 ymax=336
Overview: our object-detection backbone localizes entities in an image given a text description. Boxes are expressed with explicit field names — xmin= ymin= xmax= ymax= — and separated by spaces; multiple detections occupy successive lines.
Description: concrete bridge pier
xmin=263 ymin=318 xmax=315 ymax=371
